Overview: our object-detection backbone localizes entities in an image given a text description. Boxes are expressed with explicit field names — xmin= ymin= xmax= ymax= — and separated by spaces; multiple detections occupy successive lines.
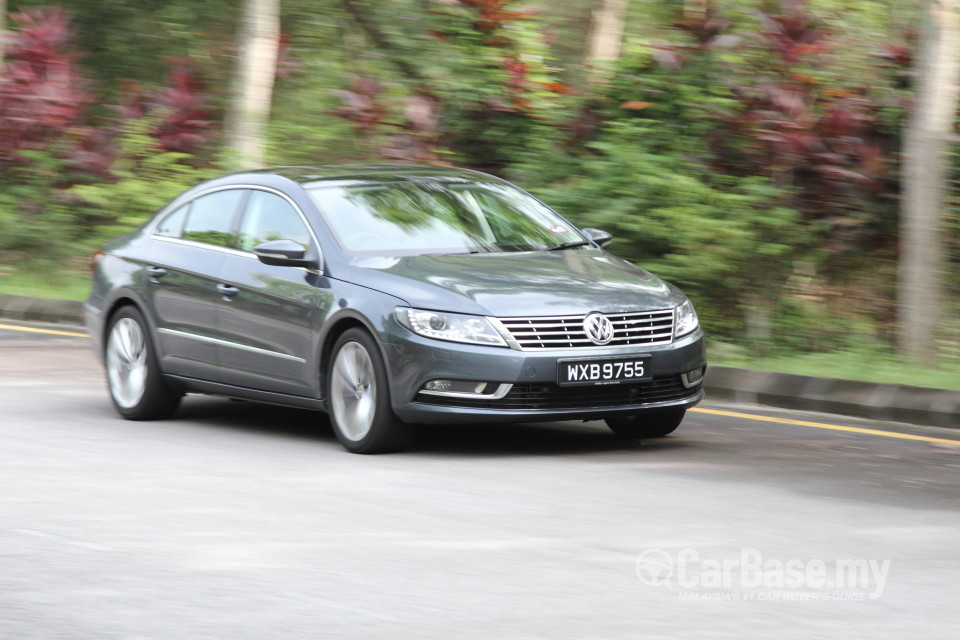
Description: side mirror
xmin=581 ymin=228 xmax=613 ymax=248
xmin=253 ymin=239 xmax=315 ymax=268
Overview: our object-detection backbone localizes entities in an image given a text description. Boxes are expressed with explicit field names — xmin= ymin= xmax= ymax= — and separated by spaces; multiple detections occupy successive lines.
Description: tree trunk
xmin=224 ymin=0 xmax=280 ymax=169
xmin=744 ymin=292 xmax=773 ymax=356
xmin=898 ymin=0 xmax=960 ymax=363
xmin=586 ymin=0 xmax=629 ymax=78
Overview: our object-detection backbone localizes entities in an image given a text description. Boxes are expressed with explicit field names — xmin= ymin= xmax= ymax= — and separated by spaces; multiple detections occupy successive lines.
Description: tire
xmin=604 ymin=409 xmax=686 ymax=439
xmin=326 ymin=328 xmax=416 ymax=454
xmin=104 ymin=305 xmax=181 ymax=420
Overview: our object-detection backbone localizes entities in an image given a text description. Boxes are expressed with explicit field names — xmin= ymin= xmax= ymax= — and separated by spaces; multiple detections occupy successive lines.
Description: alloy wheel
xmin=106 ymin=317 xmax=148 ymax=409
xmin=329 ymin=341 xmax=377 ymax=441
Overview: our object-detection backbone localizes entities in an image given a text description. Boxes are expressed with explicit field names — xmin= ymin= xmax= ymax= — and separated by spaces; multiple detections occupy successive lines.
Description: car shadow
xmin=411 ymin=422 xmax=657 ymax=457
xmin=172 ymin=396 xmax=690 ymax=458
xmin=173 ymin=396 xmax=338 ymax=443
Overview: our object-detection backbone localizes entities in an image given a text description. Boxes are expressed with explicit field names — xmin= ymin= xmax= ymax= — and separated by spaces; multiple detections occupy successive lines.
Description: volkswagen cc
xmin=86 ymin=165 xmax=706 ymax=453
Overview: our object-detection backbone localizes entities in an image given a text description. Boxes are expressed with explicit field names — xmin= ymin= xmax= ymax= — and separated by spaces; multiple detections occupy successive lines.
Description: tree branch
xmin=339 ymin=0 xmax=427 ymax=85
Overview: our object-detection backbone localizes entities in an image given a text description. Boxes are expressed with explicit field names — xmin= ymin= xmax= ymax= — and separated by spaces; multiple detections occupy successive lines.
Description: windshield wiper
xmin=421 ymin=248 xmax=484 ymax=256
xmin=544 ymin=240 xmax=591 ymax=251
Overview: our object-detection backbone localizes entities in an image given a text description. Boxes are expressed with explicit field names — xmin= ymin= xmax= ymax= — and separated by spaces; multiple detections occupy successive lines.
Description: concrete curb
xmin=1 ymin=294 xmax=958 ymax=430
xmin=704 ymin=366 xmax=960 ymax=430
xmin=0 ymin=294 xmax=85 ymax=326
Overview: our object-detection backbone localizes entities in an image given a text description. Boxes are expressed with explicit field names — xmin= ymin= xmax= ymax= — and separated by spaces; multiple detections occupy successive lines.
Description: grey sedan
xmin=86 ymin=165 xmax=706 ymax=453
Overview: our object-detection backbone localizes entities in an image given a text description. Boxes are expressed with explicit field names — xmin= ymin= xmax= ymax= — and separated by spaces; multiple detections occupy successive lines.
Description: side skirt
xmin=163 ymin=374 xmax=327 ymax=412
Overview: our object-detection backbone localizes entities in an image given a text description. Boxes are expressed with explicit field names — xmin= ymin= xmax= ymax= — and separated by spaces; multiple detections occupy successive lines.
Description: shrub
xmin=66 ymin=115 xmax=219 ymax=246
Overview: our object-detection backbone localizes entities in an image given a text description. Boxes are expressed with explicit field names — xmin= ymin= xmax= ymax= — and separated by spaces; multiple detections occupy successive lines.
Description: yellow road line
xmin=0 ymin=323 xmax=88 ymax=338
xmin=691 ymin=407 xmax=960 ymax=446
xmin=1 ymin=320 xmax=956 ymax=446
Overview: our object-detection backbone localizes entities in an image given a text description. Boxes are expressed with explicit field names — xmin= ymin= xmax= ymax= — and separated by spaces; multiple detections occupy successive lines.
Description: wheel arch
xmin=103 ymin=295 xmax=144 ymax=346
xmin=317 ymin=311 xmax=385 ymax=402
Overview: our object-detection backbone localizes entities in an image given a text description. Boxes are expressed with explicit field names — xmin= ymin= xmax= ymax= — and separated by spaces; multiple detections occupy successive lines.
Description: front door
xmin=215 ymin=189 xmax=334 ymax=397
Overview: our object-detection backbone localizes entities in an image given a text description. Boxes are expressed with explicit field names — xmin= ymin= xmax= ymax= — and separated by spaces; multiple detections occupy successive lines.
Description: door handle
xmin=217 ymin=284 xmax=239 ymax=299
xmin=147 ymin=266 xmax=167 ymax=281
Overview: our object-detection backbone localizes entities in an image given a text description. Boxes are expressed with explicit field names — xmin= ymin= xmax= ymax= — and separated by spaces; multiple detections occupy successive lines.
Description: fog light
xmin=424 ymin=379 xmax=488 ymax=394
xmin=681 ymin=366 xmax=705 ymax=388
xmin=419 ymin=380 xmax=513 ymax=400
xmin=425 ymin=379 xmax=452 ymax=392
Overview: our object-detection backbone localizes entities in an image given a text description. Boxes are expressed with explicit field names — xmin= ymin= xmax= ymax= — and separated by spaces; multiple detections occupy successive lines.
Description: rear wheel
xmin=327 ymin=328 xmax=415 ymax=454
xmin=605 ymin=409 xmax=686 ymax=439
xmin=105 ymin=306 xmax=181 ymax=420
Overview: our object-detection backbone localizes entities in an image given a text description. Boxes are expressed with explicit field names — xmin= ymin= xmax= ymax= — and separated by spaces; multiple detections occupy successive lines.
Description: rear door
xmin=215 ymin=188 xmax=335 ymax=397
xmin=146 ymin=188 xmax=246 ymax=381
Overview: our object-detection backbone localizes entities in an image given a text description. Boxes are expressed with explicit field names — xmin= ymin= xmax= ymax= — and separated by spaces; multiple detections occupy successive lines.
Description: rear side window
xmin=181 ymin=189 xmax=245 ymax=248
xmin=156 ymin=204 xmax=189 ymax=238
xmin=237 ymin=190 xmax=312 ymax=251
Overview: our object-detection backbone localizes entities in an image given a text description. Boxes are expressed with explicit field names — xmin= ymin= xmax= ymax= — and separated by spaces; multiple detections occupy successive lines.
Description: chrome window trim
xmin=151 ymin=184 xmax=324 ymax=274
xmin=154 ymin=235 xmax=257 ymax=259
xmin=158 ymin=328 xmax=307 ymax=363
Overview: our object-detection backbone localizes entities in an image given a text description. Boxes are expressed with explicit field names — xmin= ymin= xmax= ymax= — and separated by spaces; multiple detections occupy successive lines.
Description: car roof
xmin=162 ymin=164 xmax=509 ymax=216
xmin=244 ymin=164 xmax=501 ymax=185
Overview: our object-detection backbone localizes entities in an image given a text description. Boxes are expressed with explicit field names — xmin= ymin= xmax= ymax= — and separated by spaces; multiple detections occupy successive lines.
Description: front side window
xmin=307 ymin=179 xmax=586 ymax=255
xmin=237 ymin=191 xmax=312 ymax=251
xmin=181 ymin=189 xmax=245 ymax=248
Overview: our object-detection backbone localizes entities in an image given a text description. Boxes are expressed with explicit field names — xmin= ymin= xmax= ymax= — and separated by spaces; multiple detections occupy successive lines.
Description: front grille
xmin=497 ymin=309 xmax=675 ymax=350
xmin=417 ymin=376 xmax=699 ymax=410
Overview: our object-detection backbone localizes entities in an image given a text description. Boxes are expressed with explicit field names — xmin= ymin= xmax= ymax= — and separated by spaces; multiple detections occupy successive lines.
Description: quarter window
xmin=156 ymin=203 xmax=190 ymax=238
xmin=181 ymin=189 xmax=245 ymax=248
xmin=237 ymin=191 xmax=311 ymax=251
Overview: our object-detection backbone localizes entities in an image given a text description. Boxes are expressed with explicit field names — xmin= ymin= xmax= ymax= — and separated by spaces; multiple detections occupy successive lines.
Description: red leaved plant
xmin=0 ymin=7 xmax=91 ymax=167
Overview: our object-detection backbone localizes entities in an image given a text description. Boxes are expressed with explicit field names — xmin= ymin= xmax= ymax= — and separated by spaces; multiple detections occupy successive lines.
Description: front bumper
xmin=382 ymin=325 xmax=707 ymax=425
xmin=83 ymin=301 xmax=105 ymax=364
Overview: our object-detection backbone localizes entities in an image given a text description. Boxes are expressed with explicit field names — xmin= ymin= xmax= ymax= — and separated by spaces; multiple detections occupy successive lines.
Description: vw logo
xmin=583 ymin=312 xmax=614 ymax=345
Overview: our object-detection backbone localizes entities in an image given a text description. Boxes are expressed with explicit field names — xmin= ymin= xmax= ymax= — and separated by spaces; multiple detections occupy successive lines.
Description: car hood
xmin=337 ymin=250 xmax=681 ymax=316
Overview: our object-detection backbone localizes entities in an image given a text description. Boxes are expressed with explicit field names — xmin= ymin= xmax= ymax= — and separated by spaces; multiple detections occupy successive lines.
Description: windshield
xmin=307 ymin=179 xmax=587 ymax=255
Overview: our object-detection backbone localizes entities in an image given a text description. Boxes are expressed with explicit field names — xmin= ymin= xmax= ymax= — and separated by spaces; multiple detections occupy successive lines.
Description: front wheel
xmin=104 ymin=306 xmax=181 ymax=420
xmin=326 ymin=328 xmax=415 ymax=454
xmin=604 ymin=409 xmax=686 ymax=439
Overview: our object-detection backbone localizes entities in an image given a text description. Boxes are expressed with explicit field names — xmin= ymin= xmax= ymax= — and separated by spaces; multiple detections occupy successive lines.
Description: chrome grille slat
xmin=497 ymin=309 xmax=675 ymax=350
xmin=510 ymin=322 xmax=582 ymax=329
xmin=504 ymin=315 xmax=583 ymax=321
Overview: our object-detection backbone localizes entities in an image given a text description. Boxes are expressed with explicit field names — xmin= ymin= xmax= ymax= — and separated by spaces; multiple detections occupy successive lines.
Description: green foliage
xmin=711 ymin=339 xmax=960 ymax=391
xmin=0 ymin=115 xmax=216 ymax=269
xmin=266 ymin=5 xmax=365 ymax=164
xmin=10 ymin=0 xmax=239 ymax=101
xmin=0 ymin=0 xmax=952 ymax=363
xmin=770 ymin=297 xmax=877 ymax=353
xmin=521 ymin=118 xmax=806 ymax=340
xmin=325 ymin=0 xmax=575 ymax=170
xmin=0 ymin=264 xmax=91 ymax=301
xmin=66 ymin=115 xmax=219 ymax=244
xmin=0 ymin=150 xmax=76 ymax=266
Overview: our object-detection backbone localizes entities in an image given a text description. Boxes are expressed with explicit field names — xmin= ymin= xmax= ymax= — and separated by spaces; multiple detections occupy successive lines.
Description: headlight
xmin=396 ymin=308 xmax=508 ymax=347
xmin=674 ymin=299 xmax=699 ymax=338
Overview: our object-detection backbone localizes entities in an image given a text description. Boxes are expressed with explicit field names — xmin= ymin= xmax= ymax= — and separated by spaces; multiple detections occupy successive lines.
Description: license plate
xmin=557 ymin=356 xmax=652 ymax=387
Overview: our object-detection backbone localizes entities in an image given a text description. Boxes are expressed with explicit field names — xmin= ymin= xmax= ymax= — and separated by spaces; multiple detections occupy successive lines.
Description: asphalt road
xmin=2 ymin=323 xmax=959 ymax=639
